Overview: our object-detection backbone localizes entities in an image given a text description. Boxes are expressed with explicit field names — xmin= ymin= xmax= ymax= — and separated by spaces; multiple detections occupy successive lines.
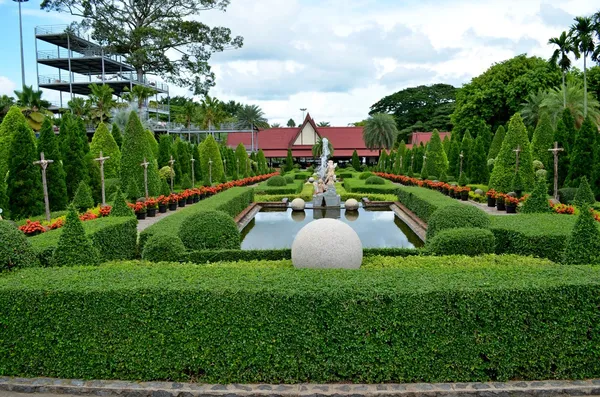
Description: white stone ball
xmin=308 ymin=177 xmax=315 ymax=183
xmin=292 ymin=219 xmax=362 ymax=269
xmin=290 ymin=198 xmax=305 ymax=211
xmin=345 ymin=198 xmax=359 ymax=211
xmin=474 ymin=189 xmax=484 ymax=196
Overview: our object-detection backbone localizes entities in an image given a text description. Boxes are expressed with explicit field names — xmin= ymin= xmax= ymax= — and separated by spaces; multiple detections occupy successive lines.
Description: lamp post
xmin=208 ymin=159 xmax=213 ymax=186
xmin=300 ymin=108 xmax=307 ymax=121
xmin=14 ymin=0 xmax=28 ymax=88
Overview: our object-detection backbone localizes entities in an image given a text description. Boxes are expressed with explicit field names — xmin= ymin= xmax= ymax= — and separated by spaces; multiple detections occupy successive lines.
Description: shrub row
xmin=337 ymin=172 xmax=354 ymax=179
xmin=28 ymin=216 xmax=138 ymax=266
xmin=343 ymin=179 xmax=399 ymax=194
xmin=139 ymin=187 xmax=254 ymax=250
xmin=2 ymin=256 xmax=600 ymax=383
xmin=396 ymin=185 xmax=457 ymax=222
xmin=425 ymin=228 xmax=496 ymax=256
xmin=254 ymin=180 xmax=304 ymax=195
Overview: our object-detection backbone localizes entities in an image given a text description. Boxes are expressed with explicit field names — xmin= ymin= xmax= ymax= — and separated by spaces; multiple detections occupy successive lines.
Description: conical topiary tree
xmin=489 ymin=113 xmax=535 ymax=193
xmin=75 ymin=117 xmax=90 ymax=154
xmin=157 ymin=134 xmax=172 ymax=169
xmin=531 ymin=112 xmax=554 ymax=171
xmin=72 ymin=181 xmax=95 ymax=212
xmin=7 ymin=121 xmax=44 ymax=219
xmin=90 ymin=122 xmax=121 ymax=179
xmin=395 ymin=141 xmax=406 ymax=174
xmin=37 ymin=118 xmax=68 ymax=211
xmin=448 ymin=140 xmax=460 ymax=178
xmin=422 ymin=129 xmax=448 ymax=179
xmin=567 ymin=116 xmax=596 ymax=188
xmin=442 ymin=135 xmax=451 ymax=156
xmin=176 ymin=139 xmax=192 ymax=181
xmin=488 ymin=125 xmax=505 ymax=160
xmin=110 ymin=186 xmax=134 ymax=217
xmin=562 ymin=205 xmax=600 ymax=265
xmin=111 ymin=123 xmax=122 ymax=148
xmin=460 ymin=130 xmax=473 ymax=178
xmin=257 ymin=149 xmax=267 ymax=175
xmin=235 ymin=143 xmax=249 ymax=178
xmin=60 ymin=114 xmax=89 ymax=199
xmin=377 ymin=150 xmax=387 ymax=172
xmin=145 ymin=129 xmax=159 ymax=158
xmin=0 ymin=106 xmax=31 ymax=182
xmin=120 ymin=112 xmax=161 ymax=196
xmin=284 ymin=148 xmax=294 ymax=172
xmin=199 ymin=135 xmax=224 ymax=185
xmin=521 ymin=178 xmax=551 ymax=213
xmin=573 ymin=176 xmax=595 ymax=208
xmin=469 ymin=136 xmax=489 ymax=184
xmin=351 ymin=149 xmax=361 ymax=171
xmin=193 ymin=143 xmax=202 ymax=182
xmin=52 ymin=205 xmax=100 ymax=266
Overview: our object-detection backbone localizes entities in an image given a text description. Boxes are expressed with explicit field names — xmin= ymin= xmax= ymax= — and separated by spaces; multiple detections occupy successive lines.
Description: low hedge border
xmin=343 ymin=179 xmax=399 ymax=195
xmin=254 ymin=180 xmax=304 ymax=195
xmin=397 ymin=185 xmax=457 ymax=223
xmin=2 ymin=255 xmax=600 ymax=383
xmin=139 ymin=187 xmax=254 ymax=251
xmin=28 ymin=216 xmax=138 ymax=266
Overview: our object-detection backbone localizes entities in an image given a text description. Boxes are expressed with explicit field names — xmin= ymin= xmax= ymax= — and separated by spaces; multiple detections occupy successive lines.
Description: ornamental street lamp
xmin=14 ymin=0 xmax=29 ymax=88
xmin=300 ymin=108 xmax=307 ymax=121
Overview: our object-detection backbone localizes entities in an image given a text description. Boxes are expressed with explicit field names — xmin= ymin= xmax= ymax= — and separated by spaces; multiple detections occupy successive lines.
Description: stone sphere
xmin=292 ymin=219 xmax=363 ymax=269
xmin=291 ymin=210 xmax=306 ymax=222
xmin=308 ymin=177 xmax=315 ymax=183
xmin=507 ymin=191 xmax=517 ymax=198
xmin=474 ymin=189 xmax=484 ymax=196
xmin=290 ymin=198 xmax=305 ymax=211
xmin=345 ymin=198 xmax=359 ymax=211
xmin=344 ymin=210 xmax=359 ymax=222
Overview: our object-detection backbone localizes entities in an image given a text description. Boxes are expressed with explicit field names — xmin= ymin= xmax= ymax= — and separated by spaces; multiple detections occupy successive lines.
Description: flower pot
xmin=487 ymin=197 xmax=496 ymax=207
xmin=186 ymin=197 xmax=194 ymax=204
xmin=497 ymin=201 xmax=506 ymax=211
xmin=461 ymin=191 xmax=469 ymax=201
xmin=158 ymin=204 xmax=167 ymax=213
xmin=178 ymin=199 xmax=186 ymax=208
xmin=168 ymin=203 xmax=178 ymax=211
xmin=147 ymin=208 xmax=157 ymax=217
xmin=136 ymin=212 xmax=146 ymax=220
xmin=506 ymin=204 xmax=517 ymax=214
xmin=193 ymin=196 xmax=200 ymax=203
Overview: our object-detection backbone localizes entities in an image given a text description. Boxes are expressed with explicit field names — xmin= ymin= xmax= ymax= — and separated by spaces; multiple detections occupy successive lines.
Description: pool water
xmin=240 ymin=207 xmax=424 ymax=250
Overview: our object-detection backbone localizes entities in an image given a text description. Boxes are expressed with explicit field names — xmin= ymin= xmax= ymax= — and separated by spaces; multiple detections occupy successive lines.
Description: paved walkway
xmin=461 ymin=199 xmax=516 ymax=216
xmin=136 ymin=209 xmax=177 ymax=233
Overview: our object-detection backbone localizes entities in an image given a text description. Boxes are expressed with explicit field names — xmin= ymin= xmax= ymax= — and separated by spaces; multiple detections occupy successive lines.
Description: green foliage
xmin=160 ymin=179 xmax=171 ymax=196
xmin=7 ymin=119 xmax=44 ymax=219
xmin=426 ymin=227 xmax=495 ymax=256
xmin=343 ymin=179 xmax=399 ymax=194
xmin=567 ymin=116 xmax=596 ymax=188
xmin=359 ymin=171 xmax=373 ymax=180
xmin=192 ymin=143 xmax=202 ymax=182
xmin=174 ymin=138 xmax=191 ymax=183
xmin=530 ymin=113 xmax=554 ymax=171
xmin=558 ymin=187 xmax=578 ymax=204
xmin=365 ymin=176 xmax=385 ymax=185
xmin=157 ymin=134 xmax=172 ymax=169
xmin=37 ymin=118 xmax=68 ymax=211
xmin=562 ymin=207 xmax=600 ymax=265
xmin=178 ymin=210 xmax=240 ymax=251
xmin=199 ymin=135 xmax=224 ymax=185
xmin=90 ymin=122 xmax=121 ymax=179
xmin=144 ymin=129 xmax=159 ymax=158
xmin=51 ymin=206 xmax=100 ymax=266
xmin=110 ymin=187 xmax=134 ymax=217
xmin=72 ymin=181 xmax=95 ymax=212
xmin=447 ymin=139 xmax=460 ymax=176
xmin=351 ymin=149 xmax=361 ymax=170
xmin=0 ymin=175 xmax=7 ymax=215
xmin=235 ymin=143 xmax=249 ymax=177
xmin=120 ymin=112 xmax=161 ymax=196
xmin=573 ymin=176 xmax=596 ymax=207
xmin=0 ymin=220 xmax=38 ymax=271
xmin=469 ymin=136 xmax=489 ymax=184
xmin=488 ymin=113 xmax=535 ymax=192
xmin=60 ymin=114 xmax=88 ymax=199
xmin=426 ymin=204 xmax=490 ymax=240
xmin=284 ymin=174 xmax=294 ymax=184
xmin=521 ymin=179 xmax=551 ymax=213
xmin=459 ymin=130 xmax=473 ymax=177
xmin=111 ymin=123 xmax=122 ymax=148
xmin=142 ymin=234 xmax=186 ymax=262
xmin=511 ymin=171 xmax=524 ymax=192
xmin=422 ymin=129 xmax=448 ymax=178
xmin=126 ymin=178 xmax=142 ymax=201
xmin=181 ymin=174 xmax=192 ymax=189
xmin=397 ymin=185 xmax=457 ymax=222
xmin=488 ymin=125 xmax=505 ymax=160
xmin=266 ymin=175 xmax=286 ymax=186
xmin=363 ymin=113 xmax=397 ymax=150
xmin=0 ymin=107 xmax=30 ymax=182
xmin=284 ymin=148 xmax=294 ymax=172
xmin=257 ymin=149 xmax=267 ymax=175
xmin=458 ymin=172 xmax=468 ymax=186
xmin=255 ymin=180 xmax=303 ymax=195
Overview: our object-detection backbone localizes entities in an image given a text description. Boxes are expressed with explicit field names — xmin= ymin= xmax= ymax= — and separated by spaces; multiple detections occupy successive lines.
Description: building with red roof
xmin=226 ymin=114 xmax=449 ymax=163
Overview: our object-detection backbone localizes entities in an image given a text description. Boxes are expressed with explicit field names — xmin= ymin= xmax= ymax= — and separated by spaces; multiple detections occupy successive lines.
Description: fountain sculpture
xmin=312 ymin=138 xmax=341 ymax=208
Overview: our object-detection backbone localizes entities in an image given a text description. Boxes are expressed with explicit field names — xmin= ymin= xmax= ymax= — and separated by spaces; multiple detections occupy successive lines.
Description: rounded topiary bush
xmin=359 ymin=172 xmax=373 ymax=180
xmin=558 ymin=187 xmax=578 ymax=204
xmin=365 ymin=176 xmax=385 ymax=185
xmin=178 ymin=210 xmax=240 ymax=250
xmin=284 ymin=174 xmax=294 ymax=184
xmin=142 ymin=234 xmax=186 ymax=262
xmin=426 ymin=205 xmax=490 ymax=240
xmin=426 ymin=227 xmax=495 ymax=256
xmin=0 ymin=221 xmax=39 ymax=271
xmin=266 ymin=175 xmax=286 ymax=186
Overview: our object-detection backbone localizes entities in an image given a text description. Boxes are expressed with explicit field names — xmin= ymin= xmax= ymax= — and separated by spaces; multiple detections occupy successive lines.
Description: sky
xmin=0 ymin=0 xmax=597 ymax=126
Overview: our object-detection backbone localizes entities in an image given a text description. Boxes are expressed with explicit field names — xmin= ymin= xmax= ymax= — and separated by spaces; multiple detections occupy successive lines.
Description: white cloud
xmin=0 ymin=76 xmax=16 ymax=96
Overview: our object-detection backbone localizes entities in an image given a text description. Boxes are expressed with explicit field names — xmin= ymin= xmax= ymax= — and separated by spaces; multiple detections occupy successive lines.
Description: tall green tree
xmin=236 ymin=104 xmax=269 ymax=129
xmin=567 ymin=116 xmax=597 ymax=189
xmin=175 ymin=138 xmax=192 ymax=180
xmin=88 ymin=83 xmax=116 ymax=123
xmin=448 ymin=140 xmax=460 ymax=177
xmin=199 ymin=135 xmax=224 ymax=185
xmin=90 ymin=122 xmax=121 ymax=179
xmin=287 ymin=119 xmax=296 ymax=127
xmin=552 ymin=116 xmax=570 ymax=189
xmin=0 ymin=95 xmax=15 ymax=123
xmin=549 ymin=31 xmax=578 ymax=109
xmin=442 ymin=135 xmax=451 ymax=156
xmin=312 ymin=137 xmax=334 ymax=158
xmin=394 ymin=141 xmax=406 ymax=174
xmin=488 ymin=125 xmax=506 ymax=160
xmin=570 ymin=16 xmax=595 ymax=118
xmin=459 ymin=130 xmax=473 ymax=178
xmin=422 ymin=129 xmax=448 ymax=178
xmin=489 ymin=113 xmax=535 ymax=192
xmin=541 ymin=82 xmax=600 ymax=128
xmin=120 ymin=112 xmax=161 ymax=196
xmin=284 ymin=148 xmax=294 ymax=172
xmin=531 ymin=112 xmax=555 ymax=170
xmin=351 ymin=149 xmax=361 ymax=170
xmin=41 ymin=0 xmax=243 ymax=95
xmin=7 ymin=121 xmax=44 ymax=219
xmin=60 ymin=114 xmax=89 ymax=199
xmin=0 ymin=106 xmax=30 ymax=182
xmin=469 ymin=136 xmax=490 ymax=184
xmin=520 ymin=89 xmax=548 ymax=128
xmin=363 ymin=113 xmax=397 ymax=153
xmin=235 ymin=143 xmax=249 ymax=178
xmin=257 ymin=149 xmax=267 ymax=175
xmin=37 ymin=118 xmax=68 ymax=211
xmin=13 ymin=85 xmax=51 ymax=131
xmin=192 ymin=143 xmax=202 ymax=182
xmin=111 ymin=123 xmax=122 ymax=148
xmin=157 ymin=134 xmax=172 ymax=169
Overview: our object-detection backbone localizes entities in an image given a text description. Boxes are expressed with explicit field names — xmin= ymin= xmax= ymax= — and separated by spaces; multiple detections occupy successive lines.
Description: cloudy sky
xmin=0 ymin=0 xmax=597 ymax=126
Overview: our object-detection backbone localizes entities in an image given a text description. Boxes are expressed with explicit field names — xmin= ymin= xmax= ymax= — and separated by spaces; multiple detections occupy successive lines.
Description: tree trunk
xmin=583 ymin=55 xmax=588 ymax=118
xmin=562 ymin=71 xmax=566 ymax=109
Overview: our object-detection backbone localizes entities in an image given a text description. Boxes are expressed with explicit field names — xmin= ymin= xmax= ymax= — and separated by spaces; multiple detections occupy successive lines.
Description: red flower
xmin=48 ymin=218 xmax=64 ymax=230
xmin=99 ymin=205 xmax=112 ymax=217
xmin=79 ymin=211 xmax=98 ymax=221
xmin=19 ymin=220 xmax=46 ymax=235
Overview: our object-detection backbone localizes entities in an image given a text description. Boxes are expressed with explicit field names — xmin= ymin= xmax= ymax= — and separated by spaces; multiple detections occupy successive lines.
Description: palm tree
xmin=236 ymin=104 xmax=269 ymax=129
xmin=14 ymin=85 xmax=51 ymax=131
xmin=542 ymin=82 xmax=600 ymax=128
xmin=0 ymin=95 xmax=15 ymax=122
xmin=312 ymin=137 xmax=334 ymax=158
xmin=363 ymin=113 xmax=397 ymax=153
xmin=122 ymin=85 xmax=157 ymax=114
xmin=270 ymin=123 xmax=281 ymax=128
xmin=520 ymin=89 xmax=549 ymax=128
xmin=177 ymin=101 xmax=200 ymax=129
xmin=198 ymin=95 xmax=227 ymax=130
xmin=67 ymin=97 xmax=91 ymax=120
xmin=570 ymin=16 xmax=596 ymax=117
xmin=317 ymin=121 xmax=331 ymax=127
xmin=549 ymin=31 xmax=578 ymax=108
xmin=88 ymin=84 xmax=116 ymax=123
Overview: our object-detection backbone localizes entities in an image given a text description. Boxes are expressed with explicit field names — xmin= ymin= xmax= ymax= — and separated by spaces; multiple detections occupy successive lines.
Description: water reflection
xmin=241 ymin=208 xmax=423 ymax=250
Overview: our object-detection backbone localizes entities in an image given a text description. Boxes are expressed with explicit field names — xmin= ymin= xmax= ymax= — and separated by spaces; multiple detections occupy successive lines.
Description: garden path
xmin=136 ymin=210 xmax=177 ymax=233
xmin=459 ymin=199 xmax=516 ymax=216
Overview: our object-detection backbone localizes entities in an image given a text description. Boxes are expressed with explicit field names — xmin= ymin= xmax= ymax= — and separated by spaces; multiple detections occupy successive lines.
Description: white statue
xmin=324 ymin=160 xmax=337 ymax=187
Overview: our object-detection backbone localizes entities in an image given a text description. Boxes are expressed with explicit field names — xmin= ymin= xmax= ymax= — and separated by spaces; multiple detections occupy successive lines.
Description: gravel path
xmin=136 ymin=209 xmax=178 ymax=233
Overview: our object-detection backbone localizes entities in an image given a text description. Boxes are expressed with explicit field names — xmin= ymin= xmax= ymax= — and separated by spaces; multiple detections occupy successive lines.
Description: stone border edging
xmin=1 ymin=377 xmax=600 ymax=397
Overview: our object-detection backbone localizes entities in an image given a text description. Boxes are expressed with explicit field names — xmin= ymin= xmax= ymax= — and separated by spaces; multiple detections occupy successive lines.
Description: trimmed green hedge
xmin=426 ymin=228 xmax=495 ymax=256
xmin=338 ymin=172 xmax=354 ymax=179
xmin=427 ymin=205 xmax=490 ymax=240
xmin=397 ymin=185 xmax=457 ymax=222
xmin=28 ymin=216 xmax=138 ymax=266
xmin=139 ymin=187 xmax=254 ymax=250
xmin=254 ymin=180 xmax=304 ymax=195
xmin=343 ymin=179 xmax=399 ymax=194
xmin=2 ymin=255 xmax=600 ymax=383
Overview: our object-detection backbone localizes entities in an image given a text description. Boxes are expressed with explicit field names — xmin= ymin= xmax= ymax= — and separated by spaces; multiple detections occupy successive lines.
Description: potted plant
xmin=486 ymin=189 xmax=497 ymax=207
xmin=168 ymin=194 xmax=179 ymax=211
xmin=178 ymin=193 xmax=187 ymax=207
xmin=184 ymin=189 xmax=194 ymax=205
xmin=129 ymin=201 xmax=147 ymax=220
xmin=460 ymin=186 xmax=470 ymax=201
xmin=505 ymin=195 xmax=519 ymax=213
xmin=495 ymin=192 xmax=506 ymax=211
xmin=146 ymin=197 xmax=158 ymax=217
xmin=158 ymin=195 xmax=168 ymax=213
xmin=192 ymin=188 xmax=200 ymax=203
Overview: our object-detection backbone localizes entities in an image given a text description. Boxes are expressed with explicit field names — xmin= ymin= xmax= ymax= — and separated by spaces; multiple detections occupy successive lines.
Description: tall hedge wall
xmin=1 ymin=256 xmax=600 ymax=383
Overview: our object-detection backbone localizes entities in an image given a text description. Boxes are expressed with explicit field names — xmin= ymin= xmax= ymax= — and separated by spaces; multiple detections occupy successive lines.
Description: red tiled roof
xmin=410 ymin=131 xmax=451 ymax=147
